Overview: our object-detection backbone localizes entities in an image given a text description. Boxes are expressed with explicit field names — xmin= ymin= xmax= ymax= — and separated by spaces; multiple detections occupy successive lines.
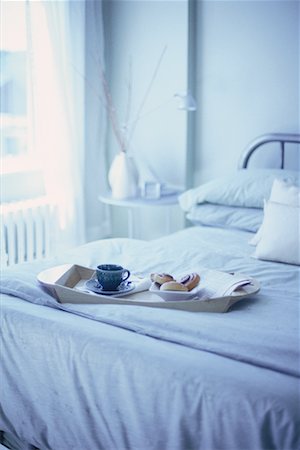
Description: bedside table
xmin=99 ymin=192 xmax=182 ymax=238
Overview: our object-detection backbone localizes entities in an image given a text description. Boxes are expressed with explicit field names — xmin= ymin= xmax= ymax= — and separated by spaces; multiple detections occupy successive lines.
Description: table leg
xmin=127 ymin=208 xmax=134 ymax=238
xmin=166 ymin=207 xmax=172 ymax=234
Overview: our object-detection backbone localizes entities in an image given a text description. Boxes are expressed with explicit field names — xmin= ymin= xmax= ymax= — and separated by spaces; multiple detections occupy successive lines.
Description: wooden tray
xmin=37 ymin=264 xmax=260 ymax=313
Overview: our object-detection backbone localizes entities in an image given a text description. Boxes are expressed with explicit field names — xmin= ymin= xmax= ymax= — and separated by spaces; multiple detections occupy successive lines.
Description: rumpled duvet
xmin=1 ymin=226 xmax=300 ymax=450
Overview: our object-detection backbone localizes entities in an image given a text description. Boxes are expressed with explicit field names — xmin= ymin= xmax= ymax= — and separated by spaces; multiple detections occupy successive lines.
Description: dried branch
xmin=127 ymin=45 xmax=167 ymax=146
xmin=99 ymin=68 xmax=126 ymax=152
xmin=123 ymin=56 xmax=133 ymax=138
xmin=74 ymin=47 xmax=167 ymax=154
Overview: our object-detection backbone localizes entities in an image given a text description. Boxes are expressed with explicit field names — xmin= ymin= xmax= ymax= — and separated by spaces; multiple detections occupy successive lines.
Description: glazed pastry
xmin=150 ymin=273 xmax=174 ymax=285
xmin=160 ymin=281 xmax=188 ymax=291
xmin=179 ymin=273 xmax=200 ymax=291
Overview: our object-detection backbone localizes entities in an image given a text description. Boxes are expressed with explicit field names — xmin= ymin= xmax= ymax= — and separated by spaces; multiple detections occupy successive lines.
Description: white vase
xmin=108 ymin=152 xmax=139 ymax=199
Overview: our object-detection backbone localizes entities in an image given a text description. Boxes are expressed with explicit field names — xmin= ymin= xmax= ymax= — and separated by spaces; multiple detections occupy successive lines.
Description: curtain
xmin=27 ymin=0 xmax=85 ymax=250
xmin=27 ymin=0 xmax=109 ymax=250
xmin=84 ymin=0 xmax=110 ymax=242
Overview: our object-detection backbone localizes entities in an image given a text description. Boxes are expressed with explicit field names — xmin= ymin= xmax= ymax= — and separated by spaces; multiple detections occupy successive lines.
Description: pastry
xmin=150 ymin=273 xmax=174 ymax=285
xmin=160 ymin=281 xmax=188 ymax=291
xmin=179 ymin=273 xmax=200 ymax=291
xmin=150 ymin=272 xmax=200 ymax=292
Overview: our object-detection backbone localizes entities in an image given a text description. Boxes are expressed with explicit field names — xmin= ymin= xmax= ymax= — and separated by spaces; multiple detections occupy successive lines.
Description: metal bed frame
xmin=238 ymin=133 xmax=300 ymax=169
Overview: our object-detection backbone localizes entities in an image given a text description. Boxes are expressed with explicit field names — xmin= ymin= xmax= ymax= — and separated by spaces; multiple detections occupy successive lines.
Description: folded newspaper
xmin=195 ymin=270 xmax=254 ymax=300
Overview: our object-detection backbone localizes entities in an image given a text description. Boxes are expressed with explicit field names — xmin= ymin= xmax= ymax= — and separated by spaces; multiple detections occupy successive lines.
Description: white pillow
xmin=187 ymin=204 xmax=263 ymax=232
xmin=254 ymin=201 xmax=300 ymax=265
xmin=250 ymin=179 xmax=300 ymax=246
xmin=179 ymin=169 xmax=300 ymax=212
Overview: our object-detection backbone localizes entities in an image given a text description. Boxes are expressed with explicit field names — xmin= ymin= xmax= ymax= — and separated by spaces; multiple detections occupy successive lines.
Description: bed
xmin=1 ymin=133 xmax=299 ymax=450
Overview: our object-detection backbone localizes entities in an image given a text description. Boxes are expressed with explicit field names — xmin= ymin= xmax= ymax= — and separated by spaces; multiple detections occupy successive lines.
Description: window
xmin=0 ymin=1 xmax=32 ymax=174
xmin=1 ymin=0 xmax=86 ymax=248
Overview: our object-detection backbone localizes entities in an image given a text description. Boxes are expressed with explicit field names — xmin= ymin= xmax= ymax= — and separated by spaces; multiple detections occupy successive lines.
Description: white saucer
xmin=85 ymin=278 xmax=135 ymax=296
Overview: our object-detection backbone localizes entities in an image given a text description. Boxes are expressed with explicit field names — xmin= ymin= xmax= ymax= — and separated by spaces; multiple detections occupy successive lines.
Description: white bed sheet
xmin=1 ymin=226 xmax=300 ymax=450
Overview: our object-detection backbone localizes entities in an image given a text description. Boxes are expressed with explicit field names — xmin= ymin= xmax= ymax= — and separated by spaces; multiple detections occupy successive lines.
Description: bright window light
xmin=0 ymin=0 xmax=32 ymax=174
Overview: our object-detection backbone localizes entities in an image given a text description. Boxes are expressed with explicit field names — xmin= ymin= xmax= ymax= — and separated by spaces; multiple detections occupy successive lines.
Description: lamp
xmin=174 ymin=91 xmax=197 ymax=111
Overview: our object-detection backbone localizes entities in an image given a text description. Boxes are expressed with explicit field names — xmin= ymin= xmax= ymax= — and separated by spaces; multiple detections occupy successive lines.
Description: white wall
xmin=104 ymin=0 xmax=188 ymax=185
xmin=102 ymin=0 xmax=299 ymax=238
xmin=193 ymin=0 xmax=300 ymax=184
xmin=103 ymin=0 xmax=189 ymax=238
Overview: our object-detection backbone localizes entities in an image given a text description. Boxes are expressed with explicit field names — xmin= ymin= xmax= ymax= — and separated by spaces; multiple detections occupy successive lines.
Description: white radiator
xmin=1 ymin=197 xmax=57 ymax=267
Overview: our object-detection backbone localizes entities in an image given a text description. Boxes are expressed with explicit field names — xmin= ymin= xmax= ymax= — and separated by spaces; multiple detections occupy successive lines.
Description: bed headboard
xmin=238 ymin=133 xmax=300 ymax=169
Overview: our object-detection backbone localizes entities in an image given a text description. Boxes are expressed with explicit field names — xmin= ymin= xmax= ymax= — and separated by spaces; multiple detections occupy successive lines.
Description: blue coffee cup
xmin=96 ymin=264 xmax=130 ymax=291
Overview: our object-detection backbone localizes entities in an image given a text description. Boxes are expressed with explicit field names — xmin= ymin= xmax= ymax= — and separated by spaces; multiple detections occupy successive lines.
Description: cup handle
xmin=122 ymin=270 xmax=130 ymax=282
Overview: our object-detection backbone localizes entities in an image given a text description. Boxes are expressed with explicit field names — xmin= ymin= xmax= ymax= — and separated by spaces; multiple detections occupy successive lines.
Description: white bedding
xmin=1 ymin=225 xmax=300 ymax=450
